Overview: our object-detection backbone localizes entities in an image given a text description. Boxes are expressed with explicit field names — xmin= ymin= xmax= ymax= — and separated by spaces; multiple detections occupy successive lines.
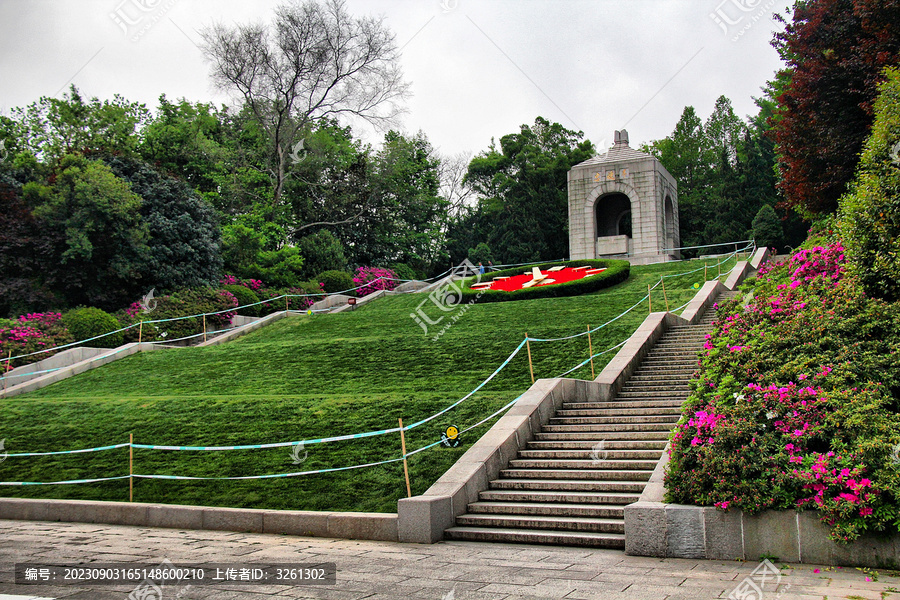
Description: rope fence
xmin=0 ymin=244 xmax=751 ymax=489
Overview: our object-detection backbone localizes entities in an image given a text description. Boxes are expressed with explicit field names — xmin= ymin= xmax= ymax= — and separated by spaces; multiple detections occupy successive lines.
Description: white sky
xmin=0 ymin=0 xmax=788 ymax=156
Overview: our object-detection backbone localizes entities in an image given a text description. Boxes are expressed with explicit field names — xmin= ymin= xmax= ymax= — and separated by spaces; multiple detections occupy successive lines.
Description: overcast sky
xmin=0 ymin=0 xmax=789 ymax=156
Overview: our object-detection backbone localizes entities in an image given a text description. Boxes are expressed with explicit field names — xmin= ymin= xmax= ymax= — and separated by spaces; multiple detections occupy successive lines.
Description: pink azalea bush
xmin=118 ymin=288 xmax=238 ymax=343
xmin=666 ymin=240 xmax=900 ymax=542
xmin=353 ymin=267 xmax=399 ymax=297
xmin=0 ymin=313 xmax=74 ymax=369
xmin=219 ymin=275 xmax=263 ymax=291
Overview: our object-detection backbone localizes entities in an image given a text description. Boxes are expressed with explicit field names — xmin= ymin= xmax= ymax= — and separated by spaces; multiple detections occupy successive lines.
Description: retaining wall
xmin=2 ymin=346 xmax=109 ymax=388
xmin=0 ymin=343 xmax=168 ymax=399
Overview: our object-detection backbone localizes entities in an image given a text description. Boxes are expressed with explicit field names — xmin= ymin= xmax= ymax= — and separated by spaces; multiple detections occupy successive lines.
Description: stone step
xmin=654 ymin=337 xmax=706 ymax=345
xmin=507 ymin=459 xmax=659 ymax=470
xmin=555 ymin=407 xmax=681 ymax=417
xmin=620 ymin=381 xmax=690 ymax=390
xmin=444 ymin=527 xmax=625 ymax=548
xmin=561 ymin=400 xmax=683 ymax=410
xmin=541 ymin=423 xmax=674 ymax=433
xmin=499 ymin=469 xmax=652 ymax=481
xmin=438 ymin=297 xmax=733 ymax=548
xmin=642 ymin=356 xmax=698 ymax=364
xmin=631 ymin=367 xmax=695 ymax=376
xmin=616 ymin=389 xmax=688 ymax=398
xmin=640 ymin=354 xmax=698 ymax=369
xmin=455 ymin=513 xmax=624 ymax=534
xmin=628 ymin=371 xmax=687 ymax=385
xmin=478 ymin=489 xmax=641 ymax=505
xmin=645 ymin=347 xmax=700 ymax=355
xmin=654 ymin=336 xmax=706 ymax=343
xmin=534 ymin=431 xmax=670 ymax=441
xmin=517 ymin=449 xmax=663 ymax=460
xmin=526 ymin=440 xmax=667 ymax=451
xmin=549 ymin=415 xmax=679 ymax=425
xmin=614 ymin=391 xmax=689 ymax=401
xmin=639 ymin=356 xmax=698 ymax=364
xmin=467 ymin=501 xmax=625 ymax=519
xmin=490 ymin=478 xmax=647 ymax=493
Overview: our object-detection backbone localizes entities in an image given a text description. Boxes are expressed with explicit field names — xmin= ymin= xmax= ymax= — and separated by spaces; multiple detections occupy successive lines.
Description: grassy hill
xmin=0 ymin=257 xmax=737 ymax=513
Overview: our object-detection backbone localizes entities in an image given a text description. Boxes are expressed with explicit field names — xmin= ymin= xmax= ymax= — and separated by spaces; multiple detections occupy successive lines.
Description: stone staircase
xmin=445 ymin=303 xmax=730 ymax=547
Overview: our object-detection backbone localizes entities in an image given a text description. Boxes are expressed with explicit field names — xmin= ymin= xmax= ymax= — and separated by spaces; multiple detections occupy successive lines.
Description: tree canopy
xmin=771 ymin=0 xmax=900 ymax=216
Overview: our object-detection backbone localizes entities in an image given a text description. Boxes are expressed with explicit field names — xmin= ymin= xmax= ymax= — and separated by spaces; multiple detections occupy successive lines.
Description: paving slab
xmin=2 ymin=519 xmax=899 ymax=599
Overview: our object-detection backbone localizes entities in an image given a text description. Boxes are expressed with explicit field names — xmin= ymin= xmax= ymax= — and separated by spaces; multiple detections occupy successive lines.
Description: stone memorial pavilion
xmin=568 ymin=130 xmax=679 ymax=265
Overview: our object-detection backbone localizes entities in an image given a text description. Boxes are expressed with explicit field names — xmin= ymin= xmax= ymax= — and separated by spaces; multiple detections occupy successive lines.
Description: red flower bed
xmin=475 ymin=267 xmax=605 ymax=292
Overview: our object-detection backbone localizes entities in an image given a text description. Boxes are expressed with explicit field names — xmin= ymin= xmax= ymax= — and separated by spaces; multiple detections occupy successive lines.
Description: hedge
xmin=63 ymin=307 xmax=124 ymax=348
xmin=222 ymin=284 xmax=261 ymax=317
xmin=459 ymin=260 xmax=630 ymax=304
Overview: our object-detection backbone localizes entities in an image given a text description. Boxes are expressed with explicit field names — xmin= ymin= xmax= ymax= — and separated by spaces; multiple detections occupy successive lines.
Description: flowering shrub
xmin=223 ymin=284 xmax=261 ymax=317
xmin=118 ymin=288 xmax=238 ymax=343
xmin=666 ymin=240 xmax=900 ymax=542
xmin=0 ymin=313 xmax=73 ymax=368
xmin=353 ymin=267 xmax=399 ymax=297
xmin=219 ymin=275 xmax=263 ymax=291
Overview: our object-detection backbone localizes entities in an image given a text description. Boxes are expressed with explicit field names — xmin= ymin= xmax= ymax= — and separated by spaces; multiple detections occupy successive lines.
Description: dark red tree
xmin=772 ymin=0 xmax=900 ymax=216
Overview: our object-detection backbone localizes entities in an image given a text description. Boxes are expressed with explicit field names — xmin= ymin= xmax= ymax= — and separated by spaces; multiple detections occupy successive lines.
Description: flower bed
xmin=666 ymin=241 xmax=900 ymax=542
xmin=459 ymin=260 xmax=630 ymax=303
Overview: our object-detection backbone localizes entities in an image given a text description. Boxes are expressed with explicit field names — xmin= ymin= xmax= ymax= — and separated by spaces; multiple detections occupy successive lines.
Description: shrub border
xmin=459 ymin=259 xmax=630 ymax=303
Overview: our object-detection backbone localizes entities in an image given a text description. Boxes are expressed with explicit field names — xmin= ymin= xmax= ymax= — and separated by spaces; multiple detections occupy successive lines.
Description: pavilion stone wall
xmin=568 ymin=131 xmax=679 ymax=265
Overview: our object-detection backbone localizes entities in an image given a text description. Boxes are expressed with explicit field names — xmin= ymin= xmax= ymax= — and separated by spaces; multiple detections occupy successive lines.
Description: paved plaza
xmin=0 ymin=520 xmax=897 ymax=599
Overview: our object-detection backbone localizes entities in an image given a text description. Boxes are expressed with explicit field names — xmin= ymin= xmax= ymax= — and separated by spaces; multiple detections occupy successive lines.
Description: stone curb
xmin=0 ymin=498 xmax=398 ymax=542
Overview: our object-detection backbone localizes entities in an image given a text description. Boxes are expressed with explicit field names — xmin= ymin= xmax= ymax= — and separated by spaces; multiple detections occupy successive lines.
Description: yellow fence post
xmin=203 ymin=314 xmax=207 ymax=343
xmin=399 ymin=418 xmax=411 ymax=498
xmin=138 ymin=320 xmax=143 ymax=345
xmin=3 ymin=350 xmax=11 ymax=391
xmin=129 ymin=433 xmax=134 ymax=502
xmin=648 ymin=284 xmax=652 ymax=313
xmin=587 ymin=326 xmax=595 ymax=379
xmin=525 ymin=333 xmax=535 ymax=383
xmin=660 ymin=277 xmax=669 ymax=312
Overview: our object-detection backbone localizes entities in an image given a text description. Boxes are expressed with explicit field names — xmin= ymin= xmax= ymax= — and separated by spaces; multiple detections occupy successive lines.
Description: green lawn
xmin=0 ymin=256 xmax=738 ymax=512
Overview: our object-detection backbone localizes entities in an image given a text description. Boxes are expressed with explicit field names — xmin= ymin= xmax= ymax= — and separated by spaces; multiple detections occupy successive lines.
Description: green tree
xmin=646 ymin=106 xmax=711 ymax=249
xmin=462 ymin=117 xmax=594 ymax=264
xmin=467 ymin=242 xmax=494 ymax=266
xmin=12 ymin=85 xmax=149 ymax=160
xmin=25 ymin=155 xmax=151 ymax=309
xmin=365 ymin=130 xmax=447 ymax=269
xmin=287 ymin=120 xmax=373 ymax=246
xmin=103 ymin=156 xmax=223 ymax=292
xmin=296 ymin=229 xmax=347 ymax=279
xmin=138 ymin=95 xmax=231 ymax=204
xmin=751 ymin=203 xmax=784 ymax=250
xmin=0 ymin=173 xmax=62 ymax=316
xmin=646 ymin=96 xmax=800 ymax=253
xmin=200 ymin=0 xmax=409 ymax=213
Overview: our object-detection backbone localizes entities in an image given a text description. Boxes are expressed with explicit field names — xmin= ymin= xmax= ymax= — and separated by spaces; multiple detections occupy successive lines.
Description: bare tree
xmin=201 ymin=0 xmax=409 ymax=211
xmin=436 ymin=150 xmax=475 ymax=218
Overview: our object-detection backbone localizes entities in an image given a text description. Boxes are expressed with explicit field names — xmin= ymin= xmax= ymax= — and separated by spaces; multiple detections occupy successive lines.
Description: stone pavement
xmin=0 ymin=520 xmax=898 ymax=600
